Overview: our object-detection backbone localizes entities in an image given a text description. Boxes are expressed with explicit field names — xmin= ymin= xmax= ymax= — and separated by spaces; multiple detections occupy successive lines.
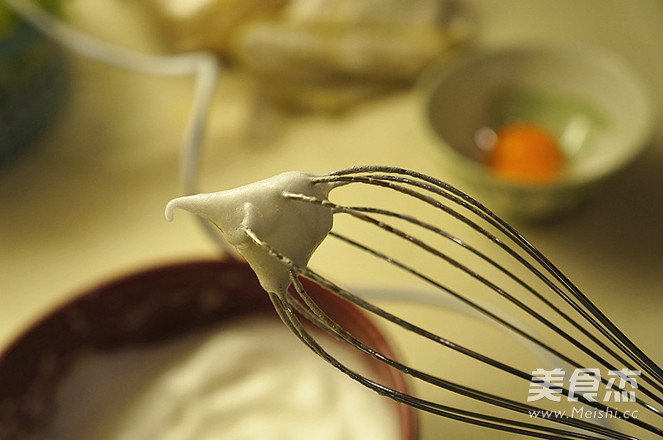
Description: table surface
xmin=1 ymin=1 xmax=662 ymax=439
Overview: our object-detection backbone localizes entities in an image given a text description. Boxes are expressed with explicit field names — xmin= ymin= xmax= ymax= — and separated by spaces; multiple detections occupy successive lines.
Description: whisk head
xmin=188 ymin=166 xmax=663 ymax=439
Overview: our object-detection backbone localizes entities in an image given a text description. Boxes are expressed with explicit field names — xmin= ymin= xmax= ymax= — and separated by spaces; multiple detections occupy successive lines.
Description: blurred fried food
xmin=147 ymin=0 xmax=474 ymax=111
xmin=146 ymin=0 xmax=288 ymax=55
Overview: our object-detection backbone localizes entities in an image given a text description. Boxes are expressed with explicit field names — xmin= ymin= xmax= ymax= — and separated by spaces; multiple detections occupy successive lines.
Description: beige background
xmin=1 ymin=1 xmax=662 ymax=438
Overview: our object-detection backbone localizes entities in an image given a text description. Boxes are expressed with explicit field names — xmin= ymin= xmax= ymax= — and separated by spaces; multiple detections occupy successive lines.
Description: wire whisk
xmin=242 ymin=165 xmax=662 ymax=440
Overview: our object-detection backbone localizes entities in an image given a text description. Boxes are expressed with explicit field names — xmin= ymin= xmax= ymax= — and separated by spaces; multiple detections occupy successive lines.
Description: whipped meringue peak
xmin=166 ymin=171 xmax=334 ymax=294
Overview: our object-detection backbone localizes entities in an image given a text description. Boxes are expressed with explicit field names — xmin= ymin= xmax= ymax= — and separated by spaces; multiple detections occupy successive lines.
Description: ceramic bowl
xmin=420 ymin=43 xmax=657 ymax=220
xmin=0 ymin=260 xmax=417 ymax=439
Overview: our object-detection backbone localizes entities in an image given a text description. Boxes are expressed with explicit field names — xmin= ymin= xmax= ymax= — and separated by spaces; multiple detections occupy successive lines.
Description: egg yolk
xmin=489 ymin=122 xmax=564 ymax=183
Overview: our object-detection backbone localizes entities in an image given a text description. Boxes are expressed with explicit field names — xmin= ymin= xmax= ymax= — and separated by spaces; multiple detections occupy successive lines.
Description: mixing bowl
xmin=0 ymin=259 xmax=417 ymax=439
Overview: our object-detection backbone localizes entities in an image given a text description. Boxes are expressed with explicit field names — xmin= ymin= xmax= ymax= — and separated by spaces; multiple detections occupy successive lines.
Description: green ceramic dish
xmin=0 ymin=24 xmax=68 ymax=167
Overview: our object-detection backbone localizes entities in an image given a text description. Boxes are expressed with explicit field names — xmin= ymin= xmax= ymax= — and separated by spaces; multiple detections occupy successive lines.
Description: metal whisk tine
xmin=285 ymin=275 xmax=643 ymax=440
xmin=303 ymin=192 xmax=659 ymax=405
xmin=325 ymin=166 xmax=663 ymax=386
xmin=245 ymin=166 xmax=662 ymax=438
xmin=286 ymin=191 xmax=654 ymax=400
xmin=327 ymin=229 xmax=663 ymax=418
xmin=315 ymin=166 xmax=663 ymax=389
xmin=322 ymin=188 xmax=663 ymax=407
xmin=249 ymin=231 xmax=646 ymax=440
xmin=330 ymin=205 xmax=661 ymax=397
xmin=273 ymin=279 xmax=634 ymax=440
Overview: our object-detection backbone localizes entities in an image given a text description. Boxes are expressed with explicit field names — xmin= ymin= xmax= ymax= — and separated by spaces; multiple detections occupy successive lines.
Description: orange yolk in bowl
xmin=488 ymin=122 xmax=565 ymax=184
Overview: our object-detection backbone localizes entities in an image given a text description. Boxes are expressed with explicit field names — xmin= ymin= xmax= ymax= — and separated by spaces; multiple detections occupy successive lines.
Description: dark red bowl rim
xmin=0 ymin=259 xmax=417 ymax=439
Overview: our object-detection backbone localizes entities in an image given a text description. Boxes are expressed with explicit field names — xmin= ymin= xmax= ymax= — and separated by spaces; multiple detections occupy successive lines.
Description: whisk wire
xmin=323 ymin=166 xmax=663 ymax=387
xmin=243 ymin=166 xmax=663 ymax=438
xmin=340 ymin=205 xmax=663 ymax=404
xmin=283 ymin=191 xmax=663 ymax=413
xmin=287 ymin=274 xmax=638 ymax=440
xmin=269 ymin=275 xmax=623 ymax=440
xmin=327 ymin=230 xmax=663 ymax=417
xmin=313 ymin=168 xmax=663 ymax=390
xmin=244 ymin=223 xmax=662 ymax=438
